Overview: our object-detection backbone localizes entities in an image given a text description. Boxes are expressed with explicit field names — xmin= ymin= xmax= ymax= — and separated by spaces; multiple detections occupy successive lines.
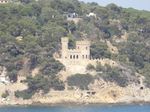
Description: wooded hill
xmin=0 ymin=0 xmax=150 ymax=99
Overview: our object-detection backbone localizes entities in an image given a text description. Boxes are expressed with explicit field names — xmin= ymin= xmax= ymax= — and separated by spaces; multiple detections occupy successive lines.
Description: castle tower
xmin=76 ymin=40 xmax=90 ymax=59
xmin=61 ymin=37 xmax=69 ymax=59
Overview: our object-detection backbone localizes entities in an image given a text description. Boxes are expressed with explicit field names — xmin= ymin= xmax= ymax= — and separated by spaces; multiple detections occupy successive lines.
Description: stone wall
xmin=57 ymin=58 xmax=118 ymax=74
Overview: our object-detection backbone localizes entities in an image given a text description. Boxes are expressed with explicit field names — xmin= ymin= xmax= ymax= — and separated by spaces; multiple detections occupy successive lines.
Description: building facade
xmin=61 ymin=37 xmax=90 ymax=60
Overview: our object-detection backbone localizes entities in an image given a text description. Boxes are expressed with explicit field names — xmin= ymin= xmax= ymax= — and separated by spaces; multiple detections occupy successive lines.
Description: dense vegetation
xmin=95 ymin=63 xmax=130 ymax=87
xmin=67 ymin=73 xmax=94 ymax=90
xmin=0 ymin=0 xmax=150 ymax=98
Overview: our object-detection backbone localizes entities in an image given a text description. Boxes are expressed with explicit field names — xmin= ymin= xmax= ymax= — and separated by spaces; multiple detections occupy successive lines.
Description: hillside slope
xmin=0 ymin=0 xmax=150 ymax=103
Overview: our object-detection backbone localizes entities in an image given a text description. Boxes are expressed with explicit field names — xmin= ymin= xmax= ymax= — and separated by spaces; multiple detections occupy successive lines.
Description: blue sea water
xmin=0 ymin=104 xmax=150 ymax=112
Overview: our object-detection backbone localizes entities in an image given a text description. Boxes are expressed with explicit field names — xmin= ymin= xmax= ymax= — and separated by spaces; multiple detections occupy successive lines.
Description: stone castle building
xmin=61 ymin=37 xmax=90 ymax=61
xmin=55 ymin=37 xmax=118 ymax=74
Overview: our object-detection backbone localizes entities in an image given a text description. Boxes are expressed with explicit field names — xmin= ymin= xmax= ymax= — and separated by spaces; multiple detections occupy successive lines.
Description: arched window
xmin=76 ymin=55 xmax=78 ymax=59
xmin=73 ymin=55 xmax=75 ymax=59
xmin=70 ymin=55 xmax=72 ymax=59
xmin=86 ymin=55 xmax=88 ymax=59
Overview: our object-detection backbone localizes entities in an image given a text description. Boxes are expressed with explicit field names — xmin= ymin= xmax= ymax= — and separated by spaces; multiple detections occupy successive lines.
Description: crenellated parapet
xmin=68 ymin=49 xmax=80 ymax=53
xmin=90 ymin=58 xmax=118 ymax=67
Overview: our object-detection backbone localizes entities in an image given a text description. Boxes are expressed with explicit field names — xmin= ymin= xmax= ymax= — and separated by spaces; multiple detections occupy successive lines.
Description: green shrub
xmin=86 ymin=64 xmax=95 ymax=71
xmin=50 ymin=79 xmax=65 ymax=91
xmin=67 ymin=74 xmax=94 ymax=90
xmin=100 ymin=68 xmax=129 ymax=87
xmin=41 ymin=58 xmax=64 ymax=77
xmin=26 ymin=75 xmax=51 ymax=93
xmin=1 ymin=91 xmax=9 ymax=98
xmin=15 ymin=90 xmax=34 ymax=100
xmin=91 ymin=42 xmax=111 ymax=59
xmin=96 ymin=63 xmax=104 ymax=72
xmin=96 ymin=63 xmax=111 ymax=72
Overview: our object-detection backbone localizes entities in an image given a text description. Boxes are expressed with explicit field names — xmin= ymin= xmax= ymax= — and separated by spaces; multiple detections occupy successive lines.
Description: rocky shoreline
xmin=0 ymin=100 xmax=150 ymax=107
xmin=1 ymin=91 xmax=150 ymax=107
xmin=1 ymin=72 xmax=150 ymax=107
